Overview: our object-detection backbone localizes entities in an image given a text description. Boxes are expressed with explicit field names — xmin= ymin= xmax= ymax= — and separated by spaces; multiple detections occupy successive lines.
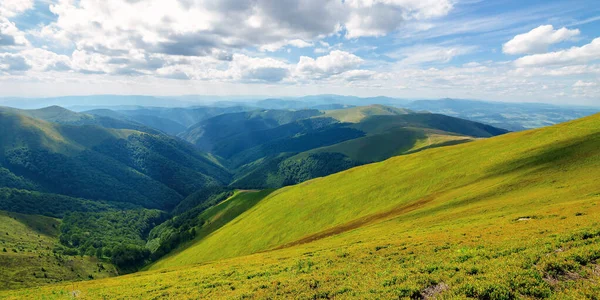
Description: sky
xmin=0 ymin=0 xmax=599 ymax=105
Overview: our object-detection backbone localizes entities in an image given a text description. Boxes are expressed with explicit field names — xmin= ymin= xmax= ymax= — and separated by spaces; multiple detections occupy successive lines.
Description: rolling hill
xmin=174 ymin=106 xmax=506 ymax=190
xmin=228 ymin=111 xmax=508 ymax=188
xmin=158 ymin=112 xmax=592 ymax=269
xmin=0 ymin=106 xmax=159 ymax=134
xmin=4 ymin=113 xmax=599 ymax=299
xmin=0 ymin=109 xmax=230 ymax=210
xmin=84 ymin=109 xmax=187 ymax=135
xmin=85 ymin=105 xmax=255 ymax=135
xmin=323 ymin=104 xmax=413 ymax=123
xmin=178 ymin=109 xmax=324 ymax=152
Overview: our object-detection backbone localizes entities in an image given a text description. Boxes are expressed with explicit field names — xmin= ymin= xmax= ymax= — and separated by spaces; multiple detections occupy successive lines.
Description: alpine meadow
xmin=1 ymin=0 xmax=600 ymax=299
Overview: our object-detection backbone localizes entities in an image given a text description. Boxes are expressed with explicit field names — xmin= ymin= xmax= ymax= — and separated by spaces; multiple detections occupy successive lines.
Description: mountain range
xmin=0 ymin=99 xmax=599 ymax=298
xmin=2 ymin=95 xmax=597 ymax=132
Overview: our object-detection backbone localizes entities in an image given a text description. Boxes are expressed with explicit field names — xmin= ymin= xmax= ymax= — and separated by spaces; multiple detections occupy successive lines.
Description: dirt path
xmin=271 ymin=193 xmax=439 ymax=251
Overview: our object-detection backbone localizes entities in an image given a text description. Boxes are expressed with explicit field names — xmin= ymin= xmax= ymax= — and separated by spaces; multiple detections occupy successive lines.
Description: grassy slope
xmin=230 ymin=112 xmax=502 ymax=188
xmin=148 ymin=190 xmax=273 ymax=270
xmin=322 ymin=105 xmax=412 ymax=123
xmin=154 ymin=113 xmax=599 ymax=267
xmin=3 ymin=114 xmax=600 ymax=299
xmin=0 ymin=211 xmax=117 ymax=290
xmin=305 ymin=127 xmax=473 ymax=163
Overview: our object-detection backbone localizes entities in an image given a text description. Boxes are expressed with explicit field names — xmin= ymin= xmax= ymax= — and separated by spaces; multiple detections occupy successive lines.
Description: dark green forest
xmin=60 ymin=209 xmax=167 ymax=271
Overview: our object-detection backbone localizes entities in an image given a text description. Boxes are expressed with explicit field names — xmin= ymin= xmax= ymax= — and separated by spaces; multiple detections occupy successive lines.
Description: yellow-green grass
xmin=3 ymin=178 xmax=600 ymax=298
xmin=305 ymin=127 xmax=473 ymax=163
xmin=2 ymin=114 xmax=600 ymax=299
xmin=322 ymin=105 xmax=411 ymax=123
xmin=0 ymin=211 xmax=117 ymax=290
xmin=152 ymin=114 xmax=598 ymax=270
xmin=148 ymin=190 xmax=274 ymax=270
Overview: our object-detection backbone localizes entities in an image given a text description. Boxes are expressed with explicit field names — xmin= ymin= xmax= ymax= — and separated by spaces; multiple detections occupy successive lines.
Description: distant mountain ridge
xmin=3 ymin=95 xmax=596 ymax=132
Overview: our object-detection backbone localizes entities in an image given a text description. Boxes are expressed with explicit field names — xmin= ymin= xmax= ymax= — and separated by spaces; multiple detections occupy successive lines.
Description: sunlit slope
xmin=305 ymin=127 xmax=473 ymax=163
xmin=323 ymin=104 xmax=412 ymax=123
xmin=156 ymin=113 xmax=600 ymax=268
xmin=148 ymin=190 xmax=273 ymax=270
xmin=0 ymin=211 xmax=116 ymax=290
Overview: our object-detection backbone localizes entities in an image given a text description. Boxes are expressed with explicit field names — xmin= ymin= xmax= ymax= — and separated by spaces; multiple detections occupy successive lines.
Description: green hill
xmin=0 ymin=106 xmax=159 ymax=134
xmin=323 ymin=104 xmax=413 ymax=123
xmin=162 ymin=109 xmax=586 ymax=268
xmin=84 ymin=109 xmax=187 ymax=135
xmin=178 ymin=109 xmax=323 ymax=152
xmin=0 ymin=109 xmax=230 ymax=210
xmin=4 ymin=114 xmax=599 ymax=299
xmin=114 ymin=106 xmax=254 ymax=128
xmin=230 ymin=113 xmax=506 ymax=188
xmin=0 ymin=210 xmax=117 ymax=290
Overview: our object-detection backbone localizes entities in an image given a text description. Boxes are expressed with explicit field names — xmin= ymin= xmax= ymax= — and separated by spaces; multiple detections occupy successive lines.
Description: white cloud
xmin=390 ymin=44 xmax=476 ymax=65
xmin=344 ymin=0 xmax=453 ymax=38
xmin=573 ymin=80 xmax=597 ymax=88
xmin=259 ymin=39 xmax=314 ymax=52
xmin=296 ymin=50 xmax=364 ymax=79
xmin=503 ymin=25 xmax=580 ymax=55
xmin=20 ymin=48 xmax=71 ymax=71
xmin=515 ymin=38 xmax=600 ymax=67
xmin=43 ymin=0 xmax=345 ymax=57
xmin=38 ymin=0 xmax=454 ymax=57
xmin=288 ymin=39 xmax=313 ymax=48
xmin=0 ymin=52 xmax=30 ymax=71
xmin=231 ymin=54 xmax=290 ymax=82
xmin=337 ymin=69 xmax=375 ymax=81
xmin=0 ymin=0 xmax=34 ymax=18
xmin=0 ymin=17 xmax=29 ymax=47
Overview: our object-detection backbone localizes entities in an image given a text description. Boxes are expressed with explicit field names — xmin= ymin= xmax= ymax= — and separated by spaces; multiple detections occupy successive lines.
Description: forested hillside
xmin=0 ymin=110 xmax=229 ymax=210
xmin=0 ymin=108 xmax=232 ymax=282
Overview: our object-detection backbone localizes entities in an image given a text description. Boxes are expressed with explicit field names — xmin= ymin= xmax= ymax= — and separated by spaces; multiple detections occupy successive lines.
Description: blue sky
xmin=0 ymin=0 xmax=599 ymax=105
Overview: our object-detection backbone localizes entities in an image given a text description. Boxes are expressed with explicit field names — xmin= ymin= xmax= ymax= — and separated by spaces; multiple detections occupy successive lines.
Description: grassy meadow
xmin=1 ymin=113 xmax=599 ymax=299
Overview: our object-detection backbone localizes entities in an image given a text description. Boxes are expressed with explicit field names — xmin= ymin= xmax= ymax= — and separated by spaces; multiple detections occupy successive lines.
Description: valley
xmin=0 ymin=107 xmax=598 ymax=299
xmin=0 ymin=96 xmax=598 ymax=299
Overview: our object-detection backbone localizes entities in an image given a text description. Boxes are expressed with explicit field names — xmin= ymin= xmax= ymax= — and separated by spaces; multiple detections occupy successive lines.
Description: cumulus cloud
xmin=20 ymin=48 xmax=71 ymax=71
xmin=42 ymin=0 xmax=344 ymax=58
xmin=515 ymin=38 xmax=600 ymax=67
xmin=0 ymin=0 xmax=34 ymax=18
xmin=39 ymin=0 xmax=454 ymax=57
xmin=296 ymin=50 xmax=364 ymax=79
xmin=0 ymin=17 xmax=28 ymax=47
xmin=0 ymin=53 xmax=30 ymax=71
xmin=503 ymin=25 xmax=580 ymax=55
xmin=232 ymin=54 xmax=290 ymax=82
xmin=344 ymin=0 xmax=454 ymax=38
xmin=0 ymin=0 xmax=456 ymax=82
